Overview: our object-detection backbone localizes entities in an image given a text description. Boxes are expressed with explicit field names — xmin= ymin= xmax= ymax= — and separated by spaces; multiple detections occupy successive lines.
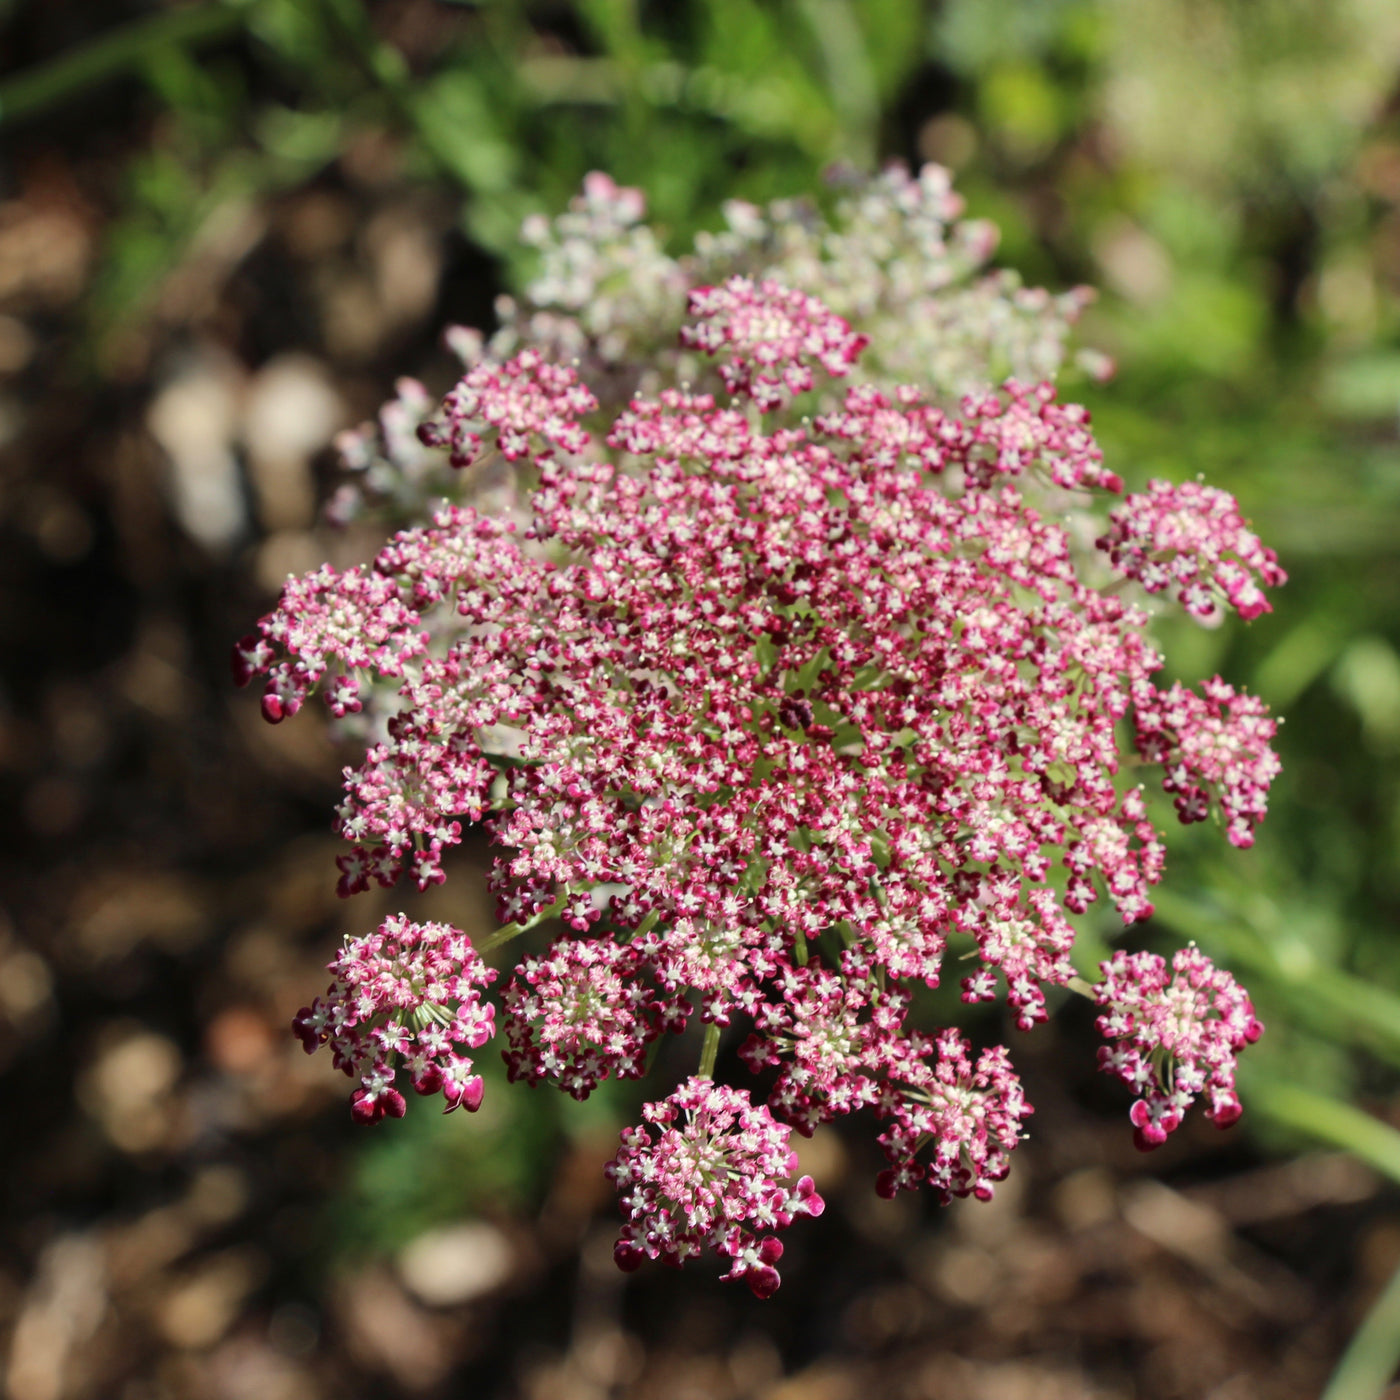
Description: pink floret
xmin=1095 ymin=945 xmax=1262 ymax=1150
xmin=293 ymin=915 xmax=496 ymax=1123
xmin=1098 ymin=478 xmax=1286 ymax=622
xmin=605 ymin=1078 xmax=824 ymax=1298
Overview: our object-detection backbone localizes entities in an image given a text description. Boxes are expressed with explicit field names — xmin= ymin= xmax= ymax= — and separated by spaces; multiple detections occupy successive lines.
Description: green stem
xmin=793 ymin=0 xmax=877 ymax=165
xmin=1245 ymin=1076 xmax=1400 ymax=1185
xmin=1246 ymin=1076 xmax=1400 ymax=1398
xmin=482 ymin=752 xmax=538 ymax=772
xmin=476 ymin=896 xmax=564 ymax=954
xmin=698 ymin=1022 xmax=721 ymax=1079
xmin=1322 ymin=1255 xmax=1400 ymax=1400
xmin=0 ymin=3 xmax=247 ymax=127
xmin=1067 ymin=975 xmax=1097 ymax=1000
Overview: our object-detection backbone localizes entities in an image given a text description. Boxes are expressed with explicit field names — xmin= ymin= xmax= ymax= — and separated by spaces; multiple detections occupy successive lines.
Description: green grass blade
xmin=1321 ymin=1256 xmax=1400 ymax=1400
xmin=0 ymin=2 xmax=247 ymax=126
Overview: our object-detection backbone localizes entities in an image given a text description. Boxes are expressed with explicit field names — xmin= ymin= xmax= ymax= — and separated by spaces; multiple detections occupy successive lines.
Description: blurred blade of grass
xmin=0 ymin=1 xmax=250 ymax=127
xmin=1252 ymin=615 xmax=1347 ymax=711
xmin=1322 ymin=1256 xmax=1400 ymax=1400
xmin=1152 ymin=888 xmax=1400 ymax=1068
xmin=1245 ymin=1075 xmax=1400 ymax=1183
xmin=792 ymin=0 xmax=879 ymax=165
xmin=314 ymin=0 xmax=522 ymax=200
xmin=573 ymin=0 xmax=648 ymax=64
xmin=844 ymin=0 xmax=925 ymax=102
xmin=86 ymin=101 xmax=344 ymax=360
xmin=1247 ymin=1077 xmax=1400 ymax=1400
xmin=691 ymin=0 xmax=841 ymax=156
xmin=514 ymin=53 xmax=841 ymax=163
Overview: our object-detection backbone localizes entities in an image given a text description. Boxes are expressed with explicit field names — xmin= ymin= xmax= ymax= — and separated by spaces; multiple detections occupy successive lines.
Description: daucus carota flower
xmin=739 ymin=954 xmax=905 ymax=1134
xmin=501 ymin=935 xmax=685 ymax=1099
xmin=1133 ymin=676 xmax=1281 ymax=848
xmin=605 ymin=1077 xmax=823 ymax=1298
xmin=331 ymin=163 xmax=1103 ymax=524
xmin=1098 ymin=478 xmax=1287 ymax=621
xmin=293 ymin=915 xmax=496 ymax=1122
xmin=874 ymin=1028 xmax=1032 ymax=1204
xmin=680 ymin=277 xmax=869 ymax=410
xmin=245 ymin=167 xmax=1283 ymax=1296
xmin=419 ymin=348 xmax=598 ymax=469
xmin=1095 ymin=945 xmax=1263 ymax=1150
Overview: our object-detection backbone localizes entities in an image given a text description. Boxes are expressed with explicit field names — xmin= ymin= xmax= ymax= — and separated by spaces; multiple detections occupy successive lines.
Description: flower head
xmin=242 ymin=168 xmax=1285 ymax=1296
xmin=681 ymin=277 xmax=868 ymax=410
xmin=501 ymin=936 xmax=683 ymax=1098
xmin=605 ymin=1078 xmax=823 ymax=1298
xmin=1095 ymin=945 xmax=1263 ymax=1149
xmin=419 ymin=348 xmax=598 ymax=468
xmin=1134 ymin=676 xmax=1281 ymax=848
xmin=740 ymin=954 xmax=907 ymax=1134
xmin=873 ymin=1029 xmax=1031 ymax=1203
xmin=1098 ymin=478 xmax=1286 ymax=621
xmin=293 ymin=915 xmax=496 ymax=1121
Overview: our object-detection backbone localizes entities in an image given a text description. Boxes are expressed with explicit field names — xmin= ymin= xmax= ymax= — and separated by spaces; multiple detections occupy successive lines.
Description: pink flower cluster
xmin=1134 ymin=676 xmax=1281 ymax=848
xmin=1095 ymin=945 xmax=1263 ymax=1150
xmin=960 ymin=380 xmax=1123 ymax=494
xmin=243 ymin=181 xmax=1286 ymax=1294
xmin=327 ymin=165 xmax=1107 ymax=526
xmin=874 ymin=1029 xmax=1030 ymax=1203
xmin=420 ymin=347 xmax=598 ymax=468
xmin=293 ymin=915 xmax=496 ymax=1123
xmin=605 ymin=1077 xmax=824 ymax=1298
xmin=738 ymin=954 xmax=1029 ymax=1201
xmin=232 ymin=565 xmax=426 ymax=724
xmin=502 ymin=936 xmax=687 ymax=1099
xmin=680 ymin=278 xmax=869 ymax=410
xmin=1098 ymin=478 xmax=1287 ymax=621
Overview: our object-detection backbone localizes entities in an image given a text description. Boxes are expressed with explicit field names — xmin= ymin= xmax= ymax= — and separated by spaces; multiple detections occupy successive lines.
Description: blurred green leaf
xmin=333 ymin=1057 xmax=626 ymax=1258
xmin=413 ymin=70 xmax=518 ymax=195
xmin=1332 ymin=637 xmax=1400 ymax=752
xmin=0 ymin=1 xmax=248 ymax=127
xmin=1246 ymin=1077 xmax=1400 ymax=1186
xmin=1321 ymin=354 xmax=1400 ymax=421
xmin=1322 ymin=1253 xmax=1400 ymax=1400
xmin=980 ymin=62 xmax=1065 ymax=162
xmin=847 ymin=0 xmax=924 ymax=100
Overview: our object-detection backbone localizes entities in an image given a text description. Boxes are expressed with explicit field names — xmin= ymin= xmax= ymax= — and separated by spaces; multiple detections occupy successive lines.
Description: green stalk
xmin=1322 ymin=1257 xmax=1400 ymax=1400
xmin=1243 ymin=1078 xmax=1400 ymax=1398
xmin=314 ymin=0 xmax=488 ymax=193
xmin=698 ymin=1022 xmax=721 ymax=1079
xmin=0 ymin=3 xmax=247 ymax=127
xmin=793 ymin=0 xmax=877 ymax=165
xmin=1245 ymin=1076 xmax=1400 ymax=1185
xmin=476 ymin=896 xmax=564 ymax=954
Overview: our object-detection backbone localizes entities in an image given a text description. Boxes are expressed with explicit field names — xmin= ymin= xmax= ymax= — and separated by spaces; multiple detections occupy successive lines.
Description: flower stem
xmin=477 ymin=896 xmax=564 ymax=954
xmin=1068 ymin=975 xmax=1097 ymax=1000
xmin=698 ymin=1022 xmax=721 ymax=1079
